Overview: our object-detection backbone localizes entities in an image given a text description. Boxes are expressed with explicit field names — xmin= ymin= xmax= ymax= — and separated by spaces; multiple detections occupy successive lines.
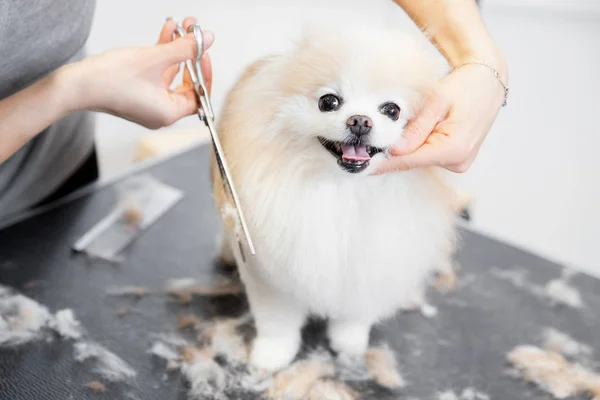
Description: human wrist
xmin=51 ymin=61 xmax=94 ymax=114
xmin=451 ymin=45 xmax=508 ymax=83
xmin=434 ymin=22 xmax=508 ymax=82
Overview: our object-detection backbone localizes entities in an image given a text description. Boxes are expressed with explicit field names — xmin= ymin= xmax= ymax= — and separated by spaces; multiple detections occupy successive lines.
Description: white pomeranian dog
xmin=211 ymin=27 xmax=461 ymax=372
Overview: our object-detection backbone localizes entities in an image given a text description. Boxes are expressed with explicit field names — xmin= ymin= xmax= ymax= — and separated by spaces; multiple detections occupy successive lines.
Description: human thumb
xmin=392 ymin=92 xmax=449 ymax=156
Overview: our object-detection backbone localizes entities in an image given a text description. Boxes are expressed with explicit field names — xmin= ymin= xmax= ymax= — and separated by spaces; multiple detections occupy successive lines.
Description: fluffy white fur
xmin=212 ymin=27 xmax=459 ymax=372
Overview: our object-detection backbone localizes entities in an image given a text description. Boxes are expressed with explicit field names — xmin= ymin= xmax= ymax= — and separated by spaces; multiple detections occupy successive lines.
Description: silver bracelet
xmin=456 ymin=60 xmax=509 ymax=107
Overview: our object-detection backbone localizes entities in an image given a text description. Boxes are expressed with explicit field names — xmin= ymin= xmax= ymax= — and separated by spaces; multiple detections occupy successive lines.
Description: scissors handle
xmin=168 ymin=20 xmax=214 ymax=120
xmin=186 ymin=24 xmax=214 ymax=120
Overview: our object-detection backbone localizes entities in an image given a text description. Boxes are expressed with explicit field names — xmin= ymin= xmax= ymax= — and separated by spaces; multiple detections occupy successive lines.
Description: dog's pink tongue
xmin=341 ymin=144 xmax=370 ymax=161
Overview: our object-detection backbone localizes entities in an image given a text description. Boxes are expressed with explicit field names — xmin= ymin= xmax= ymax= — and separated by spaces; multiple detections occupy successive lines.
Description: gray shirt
xmin=0 ymin=0 xmax=96 ymax=223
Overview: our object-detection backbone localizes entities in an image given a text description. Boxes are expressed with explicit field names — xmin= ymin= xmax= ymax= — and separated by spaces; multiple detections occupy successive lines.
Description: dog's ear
xmin=293 ymin=25 xmax=322 ymax=51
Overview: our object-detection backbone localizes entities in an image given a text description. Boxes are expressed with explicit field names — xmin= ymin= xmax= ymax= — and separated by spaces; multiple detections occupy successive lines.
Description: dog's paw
xmin=250 ymin=335 xmax=300 ymax=372
xmin=329 ymin=321 xmax=370 ymax=357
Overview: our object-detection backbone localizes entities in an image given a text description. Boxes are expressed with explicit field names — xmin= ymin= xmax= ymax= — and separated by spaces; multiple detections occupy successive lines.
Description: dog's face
xmin=269 ymin=28 xmax=447 ymax=174
xmin=309 ymin=81 xmax=410 ymax=174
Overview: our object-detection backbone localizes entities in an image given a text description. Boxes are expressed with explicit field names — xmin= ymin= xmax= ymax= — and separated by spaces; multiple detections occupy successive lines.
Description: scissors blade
xmin=200 ymin=96 xmax=256 ymax=256
xmin=167 ymin=18 xmax=255 ymax=256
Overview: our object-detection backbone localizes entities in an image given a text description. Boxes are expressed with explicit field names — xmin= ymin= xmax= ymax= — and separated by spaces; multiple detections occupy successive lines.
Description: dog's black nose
xmin=346 ymin=115 xmax=372 ymax=136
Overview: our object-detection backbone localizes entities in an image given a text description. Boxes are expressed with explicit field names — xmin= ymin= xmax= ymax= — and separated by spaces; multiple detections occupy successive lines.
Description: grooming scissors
xmin=168 ymin=19 xmax=256 ymax=258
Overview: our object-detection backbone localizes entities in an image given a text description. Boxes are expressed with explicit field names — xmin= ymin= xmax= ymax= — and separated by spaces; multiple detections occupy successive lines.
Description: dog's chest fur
xmin=241 ymin=168 xmax=455 ymax=321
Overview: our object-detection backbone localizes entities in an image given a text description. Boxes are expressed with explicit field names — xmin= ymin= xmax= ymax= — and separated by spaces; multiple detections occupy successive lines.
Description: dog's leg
xmin=242 ymin=270 xmax=305 ymax=371
xmin=328 ymin=319 xmax=372 ymax=357
xmin=216 ymin=229 xmax=236 ymax=268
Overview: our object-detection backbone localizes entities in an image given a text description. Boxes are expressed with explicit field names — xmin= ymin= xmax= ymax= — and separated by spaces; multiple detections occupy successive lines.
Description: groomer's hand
xmin=375 ymin=65 xmax=506 ymax=174
xmin=376 ymin=0 xmax=509 ymax=175
xmin=61 ymin=17 xmax=213 ymax=129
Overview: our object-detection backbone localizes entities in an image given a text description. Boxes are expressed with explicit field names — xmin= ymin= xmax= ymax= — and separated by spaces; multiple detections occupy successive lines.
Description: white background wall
xmin=87 ymin=0 xmax=600 ymax=277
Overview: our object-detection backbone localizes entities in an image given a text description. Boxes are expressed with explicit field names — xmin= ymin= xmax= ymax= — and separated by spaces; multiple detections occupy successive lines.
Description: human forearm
xmin=0 ymin=69 xmax=78 ymax=163
xmin=393 ymin=0 xmax=507 ymax=78
xmin=0 ymin=17 xmax=212 ymax=165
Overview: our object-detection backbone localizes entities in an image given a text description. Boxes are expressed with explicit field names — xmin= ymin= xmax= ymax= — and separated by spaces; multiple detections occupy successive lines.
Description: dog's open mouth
xmin=318 ymin=137 xmax=384 ymax=173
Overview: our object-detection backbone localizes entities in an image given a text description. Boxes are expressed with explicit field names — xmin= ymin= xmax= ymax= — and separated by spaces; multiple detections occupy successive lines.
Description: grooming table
xmin=0 ymin=144 xmax=598 ymax=400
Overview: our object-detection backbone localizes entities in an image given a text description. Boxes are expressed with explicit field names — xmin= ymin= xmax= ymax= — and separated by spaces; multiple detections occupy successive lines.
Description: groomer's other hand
xmin=61 ymin=17 xmax=214 ymax=129
xmin=375 ymin=65 xmax=506 ymax=174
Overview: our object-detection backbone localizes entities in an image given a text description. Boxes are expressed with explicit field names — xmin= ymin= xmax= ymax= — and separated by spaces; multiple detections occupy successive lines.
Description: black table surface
xmin=0 ymin=144 xmax=598 ymax=400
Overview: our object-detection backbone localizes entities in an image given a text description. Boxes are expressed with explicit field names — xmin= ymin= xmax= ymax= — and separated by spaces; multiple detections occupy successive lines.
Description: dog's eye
xmin=318 ymin=94 xmax=342 ymax=112
xmin=379 ymin=102 xmax=400 ymax=121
